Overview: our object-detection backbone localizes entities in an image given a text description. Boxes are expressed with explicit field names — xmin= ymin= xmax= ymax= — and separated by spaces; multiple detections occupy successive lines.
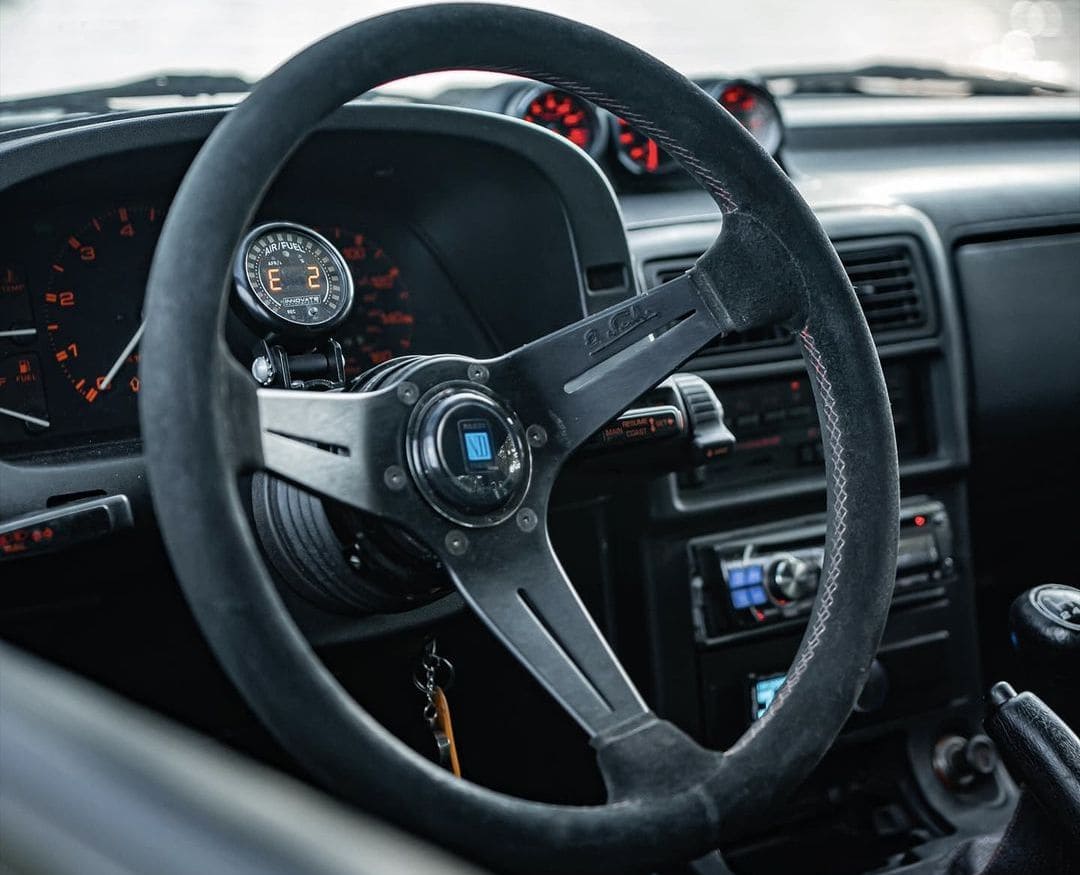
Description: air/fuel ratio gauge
xmin=235 ymin=222 xmax=354 ymax=333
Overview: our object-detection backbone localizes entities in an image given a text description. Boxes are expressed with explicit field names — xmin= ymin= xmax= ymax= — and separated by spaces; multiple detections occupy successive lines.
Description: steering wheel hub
xmin=407 ymin=384 xmax=530 ymax=526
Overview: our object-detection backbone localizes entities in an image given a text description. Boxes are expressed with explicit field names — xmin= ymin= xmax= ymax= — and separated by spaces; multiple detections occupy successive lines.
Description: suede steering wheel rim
xmin=140 ymin=5 xmax=900 ymax=873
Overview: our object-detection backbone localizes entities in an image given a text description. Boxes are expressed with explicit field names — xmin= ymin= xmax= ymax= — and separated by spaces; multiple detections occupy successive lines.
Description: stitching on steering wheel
xmin=494 ymin=67 xmax=739 ymax=214
xmin=734 ymin=326 xmax=848 ymax=746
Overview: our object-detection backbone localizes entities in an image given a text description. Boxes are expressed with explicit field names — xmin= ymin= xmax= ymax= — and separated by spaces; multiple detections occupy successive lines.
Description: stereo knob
xmin=768 ymin=556 xmax=820 ymax=602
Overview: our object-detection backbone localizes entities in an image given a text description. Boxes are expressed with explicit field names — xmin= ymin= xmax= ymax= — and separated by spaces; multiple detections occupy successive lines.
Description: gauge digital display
xmin=235 ymin=223 xmax=354 ymax=332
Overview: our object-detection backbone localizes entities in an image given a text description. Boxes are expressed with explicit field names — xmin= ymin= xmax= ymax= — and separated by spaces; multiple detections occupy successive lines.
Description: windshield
xmin=1 ymin=0 xmax=1078 ymax=101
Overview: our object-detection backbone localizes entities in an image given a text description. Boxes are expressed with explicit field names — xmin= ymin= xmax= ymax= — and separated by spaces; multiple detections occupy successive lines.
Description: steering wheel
xmin=140 ymin=5 xmax=899 ymax=873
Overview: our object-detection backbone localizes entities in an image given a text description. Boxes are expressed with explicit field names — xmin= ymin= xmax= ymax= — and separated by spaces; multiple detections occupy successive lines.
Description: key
xmin=414 ymin=639 xmax=461 ymax=777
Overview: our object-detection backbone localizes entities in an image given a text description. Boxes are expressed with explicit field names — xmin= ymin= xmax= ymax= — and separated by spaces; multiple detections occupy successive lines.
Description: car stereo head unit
xmin=690 ymin=500 xmax=954 ymax=642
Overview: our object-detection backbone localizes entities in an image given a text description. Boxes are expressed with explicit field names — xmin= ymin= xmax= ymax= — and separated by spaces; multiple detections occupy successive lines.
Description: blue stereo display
xmin=752 ymin=673 xmax=787 ymax=720
xmin=726 ymin=563 xmax=767 ymax=610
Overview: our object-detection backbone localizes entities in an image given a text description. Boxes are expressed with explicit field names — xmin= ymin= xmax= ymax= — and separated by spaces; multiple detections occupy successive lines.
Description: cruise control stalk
xmin=579 ymin=373 xmax=735 ymax=474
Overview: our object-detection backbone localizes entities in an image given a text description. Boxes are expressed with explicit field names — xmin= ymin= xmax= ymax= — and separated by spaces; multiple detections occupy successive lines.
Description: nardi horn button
xmin=408 ymin=387 xmax=530 ymax=526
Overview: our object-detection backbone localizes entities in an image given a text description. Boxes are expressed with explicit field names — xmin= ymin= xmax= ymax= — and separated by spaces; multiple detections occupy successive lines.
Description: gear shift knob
xmin=1010 ymin=584 xmax=1080 ymax=670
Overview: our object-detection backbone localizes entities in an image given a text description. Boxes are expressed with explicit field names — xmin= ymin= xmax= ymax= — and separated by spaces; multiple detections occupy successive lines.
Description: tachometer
xmin=42 ymin=206 xmax=162 ymax=405
xmin=515 ymin=86 xmax=604 ymax=157
xmin=320 ymin=226 xmax=415 ymax=376
xmin=713 ymin=80 xmax=783 ymax=155
xmin=235 ymin=222 xmax=354 ymax=333
xmin=612 ymin=117 xmax=677 ymax=175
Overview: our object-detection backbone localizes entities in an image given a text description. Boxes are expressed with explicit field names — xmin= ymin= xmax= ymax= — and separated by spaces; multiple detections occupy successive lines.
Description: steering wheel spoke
xmin=443 ymin=527 xmax=648 ymax=738
xmin=490 ymin=272 xmax=729 ymax=453
xmin=252 ymin=385 xmax=406 ymax=518
xmin=489 ymin=222 xmax=807 ymax=457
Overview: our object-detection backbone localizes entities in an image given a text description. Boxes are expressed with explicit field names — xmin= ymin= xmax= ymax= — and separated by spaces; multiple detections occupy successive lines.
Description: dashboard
xmin=0 ymin=192 xmax=481 ymax=449
xmin=0 ymin=75 xmax=788 ymax=456
xmin=0 ymin=110 xmax=635 ymax=459
xmin=0 ymin=81 xmax=1077 ymax=875
xmin=441 ymin=76 xmax=785 ymax=185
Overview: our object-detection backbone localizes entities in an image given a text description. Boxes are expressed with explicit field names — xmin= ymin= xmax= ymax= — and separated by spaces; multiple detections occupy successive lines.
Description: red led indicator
xmin=913 ymin=515 xmax=927 ymax=527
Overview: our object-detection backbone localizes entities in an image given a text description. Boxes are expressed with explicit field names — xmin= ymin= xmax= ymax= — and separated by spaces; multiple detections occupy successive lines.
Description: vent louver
xmin=642 ymin=236 xmax=930 ymax=360
xmin=837 ymin=241 xmax=928 ymax=335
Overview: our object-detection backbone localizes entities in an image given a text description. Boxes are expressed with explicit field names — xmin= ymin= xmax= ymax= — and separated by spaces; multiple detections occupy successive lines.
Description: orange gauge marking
xmin=45 ymin=205 xmax=164 ymax=405
xmin=315 ymin=224 xmax=414 ymax=374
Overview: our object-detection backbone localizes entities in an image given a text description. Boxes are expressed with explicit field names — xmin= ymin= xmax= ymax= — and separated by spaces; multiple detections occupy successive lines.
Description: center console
xmin=613 ymin=206 xmax=1016 ymax=873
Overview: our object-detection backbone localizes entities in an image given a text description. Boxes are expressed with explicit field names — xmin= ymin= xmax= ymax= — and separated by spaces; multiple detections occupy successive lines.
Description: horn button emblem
xmin=407 ymin=386 xmax=531 ymax=527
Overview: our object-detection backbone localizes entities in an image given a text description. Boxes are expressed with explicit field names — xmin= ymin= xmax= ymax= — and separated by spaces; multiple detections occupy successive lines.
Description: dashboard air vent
xmin=835 ymin=240 xmax=929 ymax=336
xmin=642 ymin=236 xmax=932 ymax=359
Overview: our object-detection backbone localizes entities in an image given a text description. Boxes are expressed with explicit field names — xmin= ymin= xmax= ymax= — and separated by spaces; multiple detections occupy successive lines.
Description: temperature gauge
xmin=0 ymin=265 xmax=34 ymax=346
xmin=235 ymin=222 xmax=354 ymax=333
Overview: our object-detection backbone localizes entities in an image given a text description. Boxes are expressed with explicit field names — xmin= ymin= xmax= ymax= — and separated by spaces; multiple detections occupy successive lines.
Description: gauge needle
xmin=0 ymin=328 xmax=36 ymax=338
xmin=99 ymin=321 xmax=145 ymax=391
xmin=0 ymin=406 xmax=49 ymax=428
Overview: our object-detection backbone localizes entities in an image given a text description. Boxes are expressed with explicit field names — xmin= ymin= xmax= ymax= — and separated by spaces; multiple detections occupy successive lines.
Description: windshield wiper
xmin=0 ymin=73 xmax=252 ymax=114
xmin=764 ymin=63 xmax=1071 ymax=97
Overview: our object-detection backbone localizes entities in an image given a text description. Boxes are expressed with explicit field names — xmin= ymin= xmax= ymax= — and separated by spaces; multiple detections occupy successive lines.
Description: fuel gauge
xmin=0 ymin=352 xmax=49 ymax=442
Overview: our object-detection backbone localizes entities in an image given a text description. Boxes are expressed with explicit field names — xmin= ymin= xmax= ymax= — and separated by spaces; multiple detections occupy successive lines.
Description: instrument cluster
xmin=0 ymin=202 xmax=484 ymax=453
xmin=506 ymin=79 xmax=784 ymax=178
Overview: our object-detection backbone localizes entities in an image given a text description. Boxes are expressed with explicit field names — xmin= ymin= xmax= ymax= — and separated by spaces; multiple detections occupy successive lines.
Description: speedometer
xmin=320 ymin=225 xmax=415 ymax=376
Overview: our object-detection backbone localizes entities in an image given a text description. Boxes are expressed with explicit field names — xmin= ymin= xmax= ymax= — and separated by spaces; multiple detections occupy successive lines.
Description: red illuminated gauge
xmin=515 ymin=87 xmax=604 ymax=157
xmin=612 ymin=118 xmax=677 ymax=175
xmin=319 ymin=226 xmax=415 ymax=377
xmin=43 ymin=206 xmax=162 ymax=406
xmin=713 ymin=80 xmax=784 ymax=155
